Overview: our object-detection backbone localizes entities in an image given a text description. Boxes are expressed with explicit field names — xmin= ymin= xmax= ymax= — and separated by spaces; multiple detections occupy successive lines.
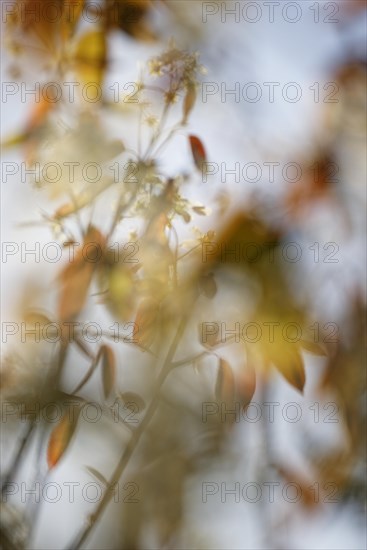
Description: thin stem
xmin=67 ymin=313 xmax=190 ymax=550
xmin=177 ymin=242 xmax=202 ymax=261
xmin=1 ymin=420 xmax=35 ymax=495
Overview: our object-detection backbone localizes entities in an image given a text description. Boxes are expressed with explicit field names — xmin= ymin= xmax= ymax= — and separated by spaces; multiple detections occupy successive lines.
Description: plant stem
xmin=1 ymin=420 xmax=35 ymax=496
xmin=67 ymin=313 xmax=190 ymax=550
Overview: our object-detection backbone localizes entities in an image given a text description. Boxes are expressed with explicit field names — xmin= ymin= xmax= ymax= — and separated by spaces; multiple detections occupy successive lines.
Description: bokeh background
xmin=1 ymin=1 xmax=366 ymax=549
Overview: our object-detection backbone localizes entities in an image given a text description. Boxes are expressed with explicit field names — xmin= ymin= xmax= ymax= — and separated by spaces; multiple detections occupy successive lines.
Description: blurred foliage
xmin=0 ymin=1 xmax=366 ymax=549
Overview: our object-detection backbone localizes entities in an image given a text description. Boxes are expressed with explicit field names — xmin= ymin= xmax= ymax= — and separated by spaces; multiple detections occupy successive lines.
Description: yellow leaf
xmin=104 ymin=266 xmax=135 ymax=321
xmin=74 ymin=30 xmax=107 ymax=87
xmin=273 ymin=348 xmax=306 ymax=393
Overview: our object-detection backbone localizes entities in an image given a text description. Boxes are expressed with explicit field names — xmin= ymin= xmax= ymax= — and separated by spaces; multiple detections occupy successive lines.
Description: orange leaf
xmin=134 ymin=298 xmax=159 ymax=349
xmin=47 ymin=407 xmax=80 ymax=469
xmin=189 ymin=135 xmax=207 ymax=171
xmin=26 ymin=94 xmax=53 ymax=133
xmin=58 ymin=226 xmax=105 ymax=321
xmin=101 ymin=345 xmax=116 ymax=399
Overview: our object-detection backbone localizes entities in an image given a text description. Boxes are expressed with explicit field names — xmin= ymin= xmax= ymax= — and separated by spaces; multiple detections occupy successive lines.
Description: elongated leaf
xmin=300 ymin=340 xmax=326 ymax=356
xmin=58 ymin=226 xmax=105 ymax=321
xmin=274 ymin=348 xmax=306 ymax=393
xmin=85 ymin=466 xmax=108 ymax=487
xmin=61 ymin=0 xmax=85 ymax=40
xmin=182 ymin=84 xmax=196 ymax=124
xmin=189 ymin=135 xmax=207 ymax=171
xmin=47 ymin=408 xmax=80 ymax=469
xmin=134 ymin=298 xmax=159 ymax=349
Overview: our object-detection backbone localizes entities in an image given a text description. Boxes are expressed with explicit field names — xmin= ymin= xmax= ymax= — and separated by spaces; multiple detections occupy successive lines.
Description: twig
xmin=66 ymin=312 xmax=190 ymax=550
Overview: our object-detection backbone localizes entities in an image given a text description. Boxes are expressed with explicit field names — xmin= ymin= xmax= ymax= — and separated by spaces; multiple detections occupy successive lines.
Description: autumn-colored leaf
xmin=61 ymin=0 xmax=85 ymax=41
xmin=23 ymin=310 xmax=53 ymax=342
xmin=101 ymin=345 xmax=116 ymax=399
xmin=192 ymin=205 xmax=207 ymax=216
xmin=26 ymin=94 xmax=54 ymax=133
xmin=273 ymin=348 xmax=306 ymax=393
xmin=215 ymin=358 xmax=235 ymax=403
xmin=274 ymin=463 xmax=319 ymax=509
xmin=300 ymin=340 xmax=326 ymax=356
xmin=103 ymin=266 xmax=135 ymax=321
xmin=182 ymin=84 xmax=197 ymax=124
xmin=47 ymin=407 xmax=80 ymax=469
xmin=189 ymin=135 xmax=207 ymax=171
xmin=106 ymin=0 xmax=155 ymax=41
xmin=74 ymin=30 xmax=107 ymax=87
xmin=120 ymin=392 xmax=146 ymax=412
xmin=12 ymin=0 xmax=58 ymax=50
xmin=134 ymin=298 xmax=159 ymax=349
xmin=58 ymin=226 xmax=105 ymax=321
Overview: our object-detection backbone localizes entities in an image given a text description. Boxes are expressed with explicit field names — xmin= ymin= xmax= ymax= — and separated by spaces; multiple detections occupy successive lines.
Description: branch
xmin=66 ymin=312 xmax=190 ymax=550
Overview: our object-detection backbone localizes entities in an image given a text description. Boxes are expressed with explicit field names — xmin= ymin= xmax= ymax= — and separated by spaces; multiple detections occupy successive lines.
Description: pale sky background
xmin=1 ymin=1 xmax=366 ymax=549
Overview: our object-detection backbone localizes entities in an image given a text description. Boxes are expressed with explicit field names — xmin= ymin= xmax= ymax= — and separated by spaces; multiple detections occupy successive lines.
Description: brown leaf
xmin=120 ymin=392 xmax=146 ymax=412
xmin=12 ymin=0 xmax=58 ymax=50
xmin=106 ymin=0 xmax=155 ymax=40
xmin=58 ymin=226 xmax=105 ymax=321
xmin=189 ymin=135 xmax=207 ymax=171
xmin=61 ymin=0 xmax=85 ymax=41
xmin=134 ymin=298 xmax=159 ymax=349
xmin=101 ymin=345 xmax=116 ymax=399
xmin=182 ymin=84 xmax=196 ymax=124
xmin=47 ymin=407 xmax=80 ymax=469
